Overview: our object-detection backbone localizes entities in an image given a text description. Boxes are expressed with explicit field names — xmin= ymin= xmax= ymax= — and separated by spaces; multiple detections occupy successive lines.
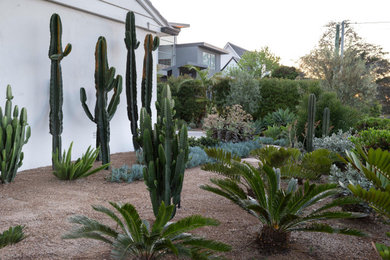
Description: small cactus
xmin=322 ymin=107 xmax=330 ymax=137
xmin=80 ymin=37 xmax=122 ymax=167
xmin=0 ymin=85 xmax=31 ymax=184
xmin=48 ymin=13 xmax=71 ymax=167
xmin=306 ymin=93 xmax=316 ymax=152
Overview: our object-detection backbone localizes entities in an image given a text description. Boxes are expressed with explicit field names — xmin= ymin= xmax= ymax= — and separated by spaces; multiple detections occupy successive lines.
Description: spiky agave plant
xmin=63 ymin=201 xmax=231 ymax=259
xmin=0 ymin=225 xmax=26 ymax=249
xmin=201 ymin=148 xmax=366 ymax=249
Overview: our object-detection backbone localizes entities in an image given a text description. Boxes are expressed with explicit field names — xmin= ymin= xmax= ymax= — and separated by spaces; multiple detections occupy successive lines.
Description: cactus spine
xmin=141 ymin=34 xmax=159 ymax=116
xmin=322 ymin=107 xmax=330 ymax=137
xmin=48 ymin=13 xmax=71 ymax=166
xmin=141 ymin=85 xmax=189 ymax=218
xmin=306 ymin=93 xmax=316 ymax=152
xmin=80 ymin=36 xmax=122 ymax=167
xmin=124 ymin=11 xmax=141 ymax=150
xmin=0 ymin=85 xmax=31 ymax=184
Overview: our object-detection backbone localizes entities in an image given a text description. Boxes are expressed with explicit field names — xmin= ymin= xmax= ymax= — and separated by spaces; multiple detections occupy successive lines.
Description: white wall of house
xmin=0 ymin=0 xmax=163 ymax=170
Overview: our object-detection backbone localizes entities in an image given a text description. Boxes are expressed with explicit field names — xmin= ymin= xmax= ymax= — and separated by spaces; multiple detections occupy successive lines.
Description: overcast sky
xmin=151 ymin=0 xmax=390 ymax=66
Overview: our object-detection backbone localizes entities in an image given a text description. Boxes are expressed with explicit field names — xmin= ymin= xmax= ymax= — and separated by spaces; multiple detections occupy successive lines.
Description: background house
xmin=221 ymin=42 xmax=249 ymax=72
xmin=0 ymin=0 xmax=178 ymax=170
xmin=159 ymin=42 xmax=228 ymax=78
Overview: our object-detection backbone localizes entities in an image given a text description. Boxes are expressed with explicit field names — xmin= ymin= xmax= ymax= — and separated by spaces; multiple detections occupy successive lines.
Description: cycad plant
xmin=52 ymin=142 xmax=109 ymax=180
xmin=63 ymin=201 xmax=231 ymax=259
xmin=201 ymin=148 xmax=366 ymax=249
xmin=0 ymin=225 xmax=26 ymax=249
xmin=343 ymin=146 xmax=390 ymax=259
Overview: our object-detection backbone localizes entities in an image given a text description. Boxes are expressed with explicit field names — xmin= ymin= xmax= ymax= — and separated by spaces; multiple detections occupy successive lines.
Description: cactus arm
xmin=306 ymin=93 xmax=316 ymax=152
xmin=108 ymin=75 xmax=123 ymax=121
xmin=80 ymin=88 xmax=95 ymax=122
xmin=142 ymin=34 xmax=159 ymax=115
xmin=322 ymin=107 xmax=330 ymax=137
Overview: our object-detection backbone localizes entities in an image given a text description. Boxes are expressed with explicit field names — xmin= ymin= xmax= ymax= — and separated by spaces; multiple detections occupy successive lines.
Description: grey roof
xmin=175 ymin=42 xmax=229 ymax=54
xmin=227 ymin=42 xmax=248 ymax=57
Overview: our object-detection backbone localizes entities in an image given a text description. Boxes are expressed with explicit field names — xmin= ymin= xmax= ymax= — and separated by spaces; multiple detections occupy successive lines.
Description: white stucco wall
xmin=221 ymin=44 xmax=239 ymax=70
xmin=0 ymin=0 xmax=161 ymax=170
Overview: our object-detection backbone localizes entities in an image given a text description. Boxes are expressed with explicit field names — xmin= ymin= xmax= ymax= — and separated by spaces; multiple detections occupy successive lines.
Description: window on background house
xmin=202 ymin=52 xmax=215 ymax=70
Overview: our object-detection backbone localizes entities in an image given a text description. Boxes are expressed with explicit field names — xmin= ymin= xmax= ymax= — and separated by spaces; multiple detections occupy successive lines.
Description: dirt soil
xmin=1 ymin=152 xmax=389 ymax=259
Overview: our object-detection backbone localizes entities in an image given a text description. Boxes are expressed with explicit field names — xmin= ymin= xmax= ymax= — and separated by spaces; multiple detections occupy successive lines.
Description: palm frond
xmin=204 ymin=147 xmax=240 ymax=164
xmin=291 ymin=223 xmax=366 ymax=237
xmin=0 ymin=225 xmax=26 ymax=249
xmin=163 ymin=215 xmax=219 ymax=238
xmin=348 ymin=185 xmax=390 ymax=218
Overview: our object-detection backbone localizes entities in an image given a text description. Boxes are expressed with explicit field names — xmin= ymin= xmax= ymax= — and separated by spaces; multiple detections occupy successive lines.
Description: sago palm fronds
xmin=63 ymin=201 xmax=231 ymax=259
xmin=201 ymin=148 xmax=366 ymax=249
xmin=0 ymin=225 xmax=26 ymax=249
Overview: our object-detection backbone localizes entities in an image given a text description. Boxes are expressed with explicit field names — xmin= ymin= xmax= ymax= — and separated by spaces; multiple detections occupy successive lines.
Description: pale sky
xmin=151 ymin=0 xmax=390 ymax=66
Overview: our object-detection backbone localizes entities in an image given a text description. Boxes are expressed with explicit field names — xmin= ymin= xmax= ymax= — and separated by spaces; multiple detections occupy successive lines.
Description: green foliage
xmin=263 ymin=125 xmax=284 ymax=140
xmin=355 ymin=117 xmax=390 ymax=131
xmin=0 ymin=225 xmax=26 ymax=249
xmin=236 ymin=46 xmax=280 ymax=78
xmin=124 ymin=11 xmax=141 ymax=150
xmin=174 ymin=79 xmax=207 ymax=124
xmin=301 ymin=149 xmax=334 ymax=177
xmin=272 ymin=65 xmax=300 ymax=80
xmin=376 ymin=233 xmax=390 ymax=260
xmin=322 ymin=107 xmax=330 ymax=136
xmin=80 ymin=36 xmax=122 ymax=166
xmin=296 ymin=91 xmax=361 ymax=142
xmin=201 ymin=148 xmax=365 ymax=249
xmin=141 ymin=85 xmax=189 ymax=218
xmin=0 ymin=85 xmax=31 ymax=184
xmin=252 ymin=146 xmax=300 ymax=169
xmin=188 ymin=136 xmax=219 ymax=148
xmin=186 ymin=146 xmax=214 ymax=169
xmin=313 ymin=129 xmax=355 ymax=156
xmin=109 ymin=164 xmax=145 ymax=183
xmin=63 ymin=201 xmax=230 ymax=259
xmin=203 ymin=105 xmax=255 ymax=143
xmin=211 ymin=76 xmax=231 ymax=113
xmin=217 ymin=140 xmax=263 ymax=158
xmin=52 ymin=142 xmax=109 ymax=180
xmin=350 ymin=129 xmax=390 ymax=151
xmin=257 ymin=78 xmax=312 ymax=118
xmin=48 ymin=13 xmax=71 ymax=165
xmin=226 ymin=70 xmax=261 ymax=116
xmin=263 ymin=108 xmax=296 ymax=127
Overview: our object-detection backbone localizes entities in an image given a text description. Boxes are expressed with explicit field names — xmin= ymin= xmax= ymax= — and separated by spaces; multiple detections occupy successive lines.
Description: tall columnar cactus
xmin=124 ymin=11 xmax=141 ymax=150
xmin=141 ymin=34 xmax=159 ymax=116
xmin=48 ymin=13 xmax=71 ymax=166
xmin=80 ymin=36 xmax=122 ymax=167
xmin=141 ymin=85 xmax=189 ymax=218
xmin=0 ymin=85 xmax=31 ymax=184
xmin=322 ymin=107 xmax=330 ymax=137
xmin=306 ymin=93 xmax=316 ymax=152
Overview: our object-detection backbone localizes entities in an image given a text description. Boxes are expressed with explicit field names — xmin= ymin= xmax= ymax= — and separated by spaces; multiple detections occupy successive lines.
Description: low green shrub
xmin=217 ymin=140 xmax=263 ymax=158
xmin=350 ymin=129 xmax=390 ymax=151
xmin=313 ymin=129 xmax=355 ymax=156
xmin=263 ymin=125 xmax=284 ymax=140
xmin=188 ymin=136 xmax=219 ymax=148
xmin=0 ymin=225 xmax=26 ymax=249
xmin=52 ymin=143 xmax=109 ymax=180
xmin=186 ymin=146 xmax=214 ymax=169
xmin=255 ymin=136 xmax=288 ymax=146
xmin=300 ymin=149 xmax=334 ymax=177
xmin=355 ymin=117 xmax=390 ymax=131
xmin=329 ymin=164 xmax=372 ymax=213
xmin=109 ymin=164 xmax=145 ymax=183
xmin=203 ymin=105 xmax=255 ymax=143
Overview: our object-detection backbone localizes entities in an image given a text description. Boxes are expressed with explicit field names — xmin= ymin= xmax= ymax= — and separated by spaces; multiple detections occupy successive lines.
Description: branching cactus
xmin=141 ymin=85 xmax=189 ymax=218
xmin=322 ymin=107 xmax=330 ymax=137
xmin=141 ymin=34 xmax=159 ymax=116
xmin=124 ymin=11 xmax=141 ymax=150
xmin=0 ymin=85 xmax=31 ymax=184
xmin=48 ymin=13 xmax=71 ymax=166
xmin=80 ymin=36 xmax=122 ymax=167
xmin=306 ymin=93 xmax=316 ymax=152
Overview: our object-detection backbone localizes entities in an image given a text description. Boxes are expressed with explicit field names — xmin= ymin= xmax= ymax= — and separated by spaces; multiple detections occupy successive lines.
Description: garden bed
xmin=0 ymin=152 xmax=388 ymax=259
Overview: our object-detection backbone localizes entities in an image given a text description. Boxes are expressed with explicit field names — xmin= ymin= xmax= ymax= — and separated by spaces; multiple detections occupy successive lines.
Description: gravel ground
xmin=0 ymin=152 xmax=389 ymax=259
